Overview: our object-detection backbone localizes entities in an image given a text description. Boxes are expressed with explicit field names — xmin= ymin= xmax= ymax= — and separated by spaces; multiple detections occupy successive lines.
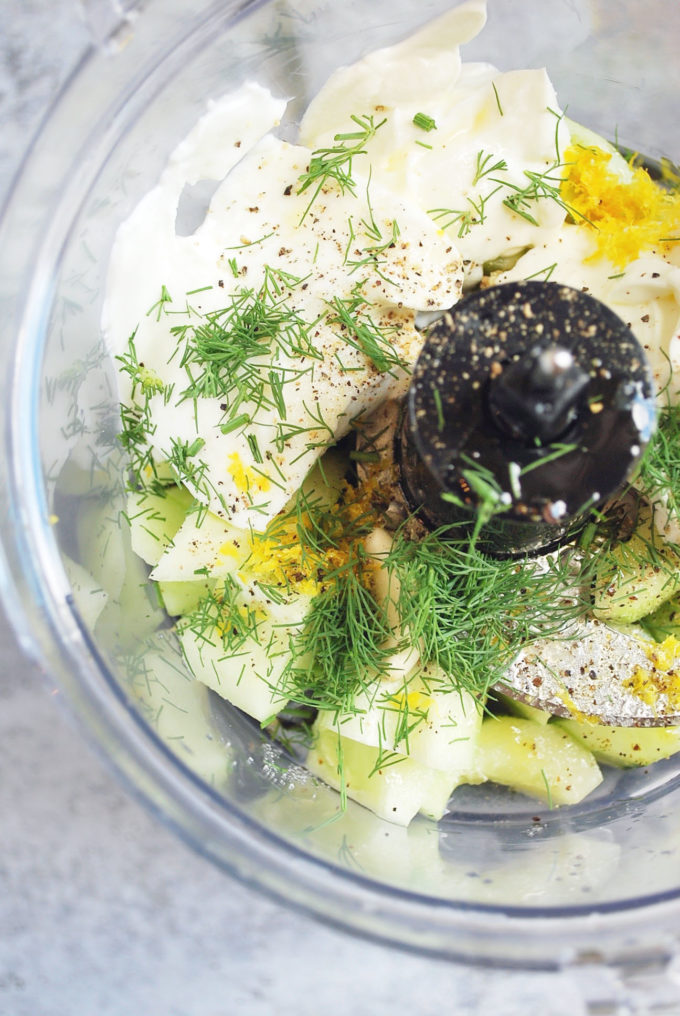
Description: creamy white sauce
xmin=103 ymin=88 xmax=464 ymax=529
xmin=104 ymin=1 xmax=680 ymax=536
xmin=300 ymin=8 xmax=570 ymax=272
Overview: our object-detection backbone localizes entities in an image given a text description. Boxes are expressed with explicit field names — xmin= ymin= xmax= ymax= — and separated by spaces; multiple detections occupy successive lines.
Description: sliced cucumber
xmin=120 ymin=633 xmax=230 ymax=784
xmin=151 ymin=509 xmax=252 ymax=583
xmin=158 ymin=578 xmax=214 ymax=617
xmin=62 ymin=553 xmax=109 ymax=630
xmin=494 ymin=690 xmax=551 ymax=726
xmin=318 ymin=663 xmax=483 ymax=780
xmin=77 ymin=500 xmax=127 ymax=600
xmin=556 ymin=718 xmax=680 ymax=767
xmin=300 ymin=446 xmax=346 ymax=507
xmin=77 ymin=503 xmax=165 ymax=646
xmin=475 ymin=716 xmax=602 ymax=806
xmin=307 ymin=726 xmax=457 ymax=826
xmin=591 ymin=511 xmax=680 ymax=625
xmin=641 ymin=594 xmax=680 ymax=642
xmin=393 ymin=666 xmax=484 ymax=776
xmin=177 ymin=583 xmax=313 ymax=723
xmin=127 ymin=484 xmax=195 ymax=566
xmin=179 ymin=620 xmax=291 ymax=723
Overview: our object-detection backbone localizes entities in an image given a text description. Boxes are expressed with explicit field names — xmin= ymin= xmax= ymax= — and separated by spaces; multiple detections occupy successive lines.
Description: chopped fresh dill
xmin=638 ymin=401 xmax=680 ymax=532
xmin=223 ymin=230 xmax=276 ymax=251
xmin=428 ymin=185 xmax=501 ymax=238
xmin=146 ymin=285 xmax=173 ymax=321
xmin=247 ymin=432 xmax=263 ymax=464
xmin=472 ymin=150 xmax=508 ymax=186
xmin=492 ymin=81 xmax=503 ymax=116
xmin=486 ymin=110 xmax=593 ymax=228
xmin=118 ymin=399 xmax=157 ymax=487
xmin=366 ymin=746 xmax=406 ymax=777
xmin=176 ymin=267 xmax=322 ymax=425
xmin=326 ymin=287 xmax=409 ymax=376
xmin=442 ymin=454 xmax=510 ymax=533
xmin=383 ymin=523 xmax=587 ymax=701
xmin=297 ymin=112 xmax=387 ymax=222
xmin=273 ymin=400 xmax=336 ymax=457
xmin=524 ymin=262 xmax=558 ymax=282
xmin=429 ymin=204 xmax=477 ymax=238
xmin=116 ymin=332 xmax=172 ymax=493
xmin=283 ymin=548 xmax=398 ymax=713
xmin=179 ymin=575 xmax=263 ymax=657
xmin=343 ymin=176 xmax=401 ymax=279
xmin=116 ymin=332 xmax=166 ymax=399
xmin=220 ymin=412 xmax=251 ymax=435
xmin=497 ymin=168 xmax=564 ymax=226
xmin=166 ymin=435 xmax=210 ymax=495
xmin=413 ymin=112 xmax=437 ymax=132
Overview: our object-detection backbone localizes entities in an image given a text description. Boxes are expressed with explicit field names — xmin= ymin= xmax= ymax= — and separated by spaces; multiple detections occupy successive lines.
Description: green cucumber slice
xmin=307 ymin=726 xmax=457 ymax=825
xmin=475 ymin=716 xmax=602 ymax=806
xmin=556 ymin=718 xmax=680 ymax=767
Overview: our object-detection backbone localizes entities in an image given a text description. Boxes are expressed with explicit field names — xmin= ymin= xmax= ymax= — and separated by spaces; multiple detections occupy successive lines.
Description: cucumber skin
xmin=556 ymin=718 xmax=680 ymax=768
xmin=591 ymin=510 xmax=680 ymax=625
xmin=494 ymin=691 xmax=550 ymax=726
xmin=475 ymin=716 xmax=602 ymax=806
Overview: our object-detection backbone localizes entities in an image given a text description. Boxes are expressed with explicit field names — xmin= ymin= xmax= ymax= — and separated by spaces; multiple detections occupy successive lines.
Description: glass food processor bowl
xmin=2 ymin=0 xmax=680 ymax=972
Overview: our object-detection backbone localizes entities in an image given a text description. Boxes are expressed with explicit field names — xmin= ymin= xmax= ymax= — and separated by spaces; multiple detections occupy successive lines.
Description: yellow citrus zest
xmin=623 ymin=636 xmax=680 ymax=711
xmin=242 ymin=478 xmax=380 ymax=598
xmin=227 ymin=451 xmax=271 ymax=493
xmin=561 ymin=143 xmax=680 ymax=267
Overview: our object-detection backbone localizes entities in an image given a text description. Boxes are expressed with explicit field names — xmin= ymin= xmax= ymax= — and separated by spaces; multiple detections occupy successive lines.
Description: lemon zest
xmin=227 ymin=451 xmax=271 ymax=494
xmin=561 ymin=143 xmax=680 ymax=267
xmin=623 ymin=636 xmax=680 ymax=710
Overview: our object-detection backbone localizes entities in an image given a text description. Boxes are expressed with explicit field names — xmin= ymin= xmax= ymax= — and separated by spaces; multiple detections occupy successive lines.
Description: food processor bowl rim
xmin=2 ymin=0 xmax=680 ymax=968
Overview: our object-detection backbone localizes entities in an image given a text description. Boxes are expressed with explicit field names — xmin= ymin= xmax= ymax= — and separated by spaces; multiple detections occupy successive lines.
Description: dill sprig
xmin=384 ymin=525 xmax=586 ymax=700
xmin=495 ymin=164 xmax=575 ymax=226
xmin=428 ymin=185 xmax=501 ymax=239
xmin=116 ymin=332 xmax=173 ymax=494
xmin=252 ymin=467 xmax=393 ymax=711
xmin=326 ymin=286 xmax=409 ymax=376
xmin=343 ymin=177 xmax=401 ymax=279
xmin=413 ymin=112 xmax=437 ymax=132
xmin=297 ymin=113 xmax=387 ymax=222
xmin=639 ymin=401 xmax=680 ymax=525
xmin=283 ymin=545 xmax=398 ymax=713
xmin=488 ymin=110 xmax=592 ymax=227
xmin=118 ymin=399 xmax=156 ymax=487
xmin=176 ymin=267 xmax=322 ymax=424
xmin=179 ymin=574 xmax=262 ymax=657
xmin=116 ymin=331 xmax=165 ymax=399
xmin=472 ymin=150 xmax=508 ymax=186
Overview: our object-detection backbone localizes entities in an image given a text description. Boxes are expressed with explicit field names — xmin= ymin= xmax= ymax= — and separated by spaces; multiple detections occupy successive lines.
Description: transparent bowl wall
xmin=3 ymin=0 xmax=680 ymax=970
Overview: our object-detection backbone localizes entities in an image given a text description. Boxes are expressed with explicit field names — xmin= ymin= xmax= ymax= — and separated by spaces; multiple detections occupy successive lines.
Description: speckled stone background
xmin=0 ymin=3 xmax=678 ymax=1015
